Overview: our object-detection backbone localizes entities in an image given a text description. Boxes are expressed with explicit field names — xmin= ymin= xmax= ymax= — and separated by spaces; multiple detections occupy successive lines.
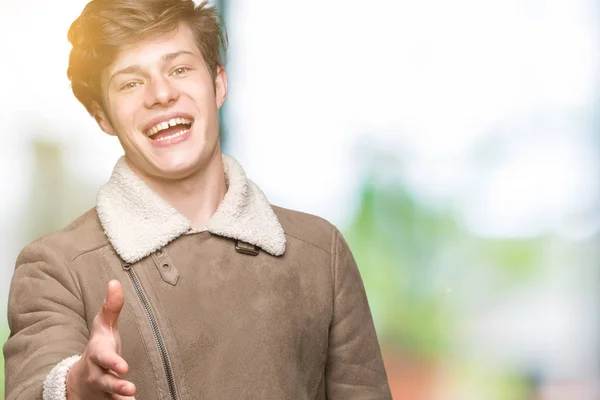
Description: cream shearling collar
xmin=96 ymin=154 xmax=286 ymax=263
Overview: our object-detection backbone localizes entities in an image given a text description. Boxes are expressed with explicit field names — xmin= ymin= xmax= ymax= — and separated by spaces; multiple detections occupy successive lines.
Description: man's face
xmin=96 ymin=22 xmax=227 ymax=180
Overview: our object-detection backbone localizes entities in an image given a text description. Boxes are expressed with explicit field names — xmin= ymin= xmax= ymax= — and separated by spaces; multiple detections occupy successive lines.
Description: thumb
xmin=99 ymin=280 xmax=125 ymax=330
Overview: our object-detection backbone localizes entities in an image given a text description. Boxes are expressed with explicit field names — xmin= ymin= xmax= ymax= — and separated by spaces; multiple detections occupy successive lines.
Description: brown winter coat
xmin=4 ymin=154 xmax=392 ymax=400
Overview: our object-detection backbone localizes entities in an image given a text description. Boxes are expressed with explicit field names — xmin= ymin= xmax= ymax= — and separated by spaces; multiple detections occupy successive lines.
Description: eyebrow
xmin=108 ymin=50 xmax=197 ymax=84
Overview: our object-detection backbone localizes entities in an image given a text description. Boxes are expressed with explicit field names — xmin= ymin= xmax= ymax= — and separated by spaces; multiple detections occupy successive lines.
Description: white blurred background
xmin=1 ymin=0 xmax=598 ymax=398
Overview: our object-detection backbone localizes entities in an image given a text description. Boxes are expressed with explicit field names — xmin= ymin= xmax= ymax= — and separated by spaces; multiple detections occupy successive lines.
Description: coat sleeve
xmin=325 ymin=227 xmax=393 ymax=399
xmin=3 ymin=240 xmax=87 ymax=400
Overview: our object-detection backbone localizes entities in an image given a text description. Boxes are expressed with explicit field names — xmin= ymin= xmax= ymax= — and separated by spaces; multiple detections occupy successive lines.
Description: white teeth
xmin=145 ymin=117 xmax=193 ymax=136
xmin=153 ymin=128 xmax=189 ymax=141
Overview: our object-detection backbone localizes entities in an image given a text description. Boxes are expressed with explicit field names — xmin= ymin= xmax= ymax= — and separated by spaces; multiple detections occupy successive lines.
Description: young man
xmin=3 ymin=1 xmax=392 ymax=399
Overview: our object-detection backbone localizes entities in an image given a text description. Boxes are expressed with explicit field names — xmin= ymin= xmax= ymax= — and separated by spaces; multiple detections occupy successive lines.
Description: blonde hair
xmin=67 ymin=0 xmax=227 ymax=115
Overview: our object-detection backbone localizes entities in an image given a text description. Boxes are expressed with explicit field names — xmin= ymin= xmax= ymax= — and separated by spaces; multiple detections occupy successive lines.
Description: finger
xmin=96 ymin=372 xmax=135 ymax=396
xmin=91 ymin=348 xmax=129 ymax=375
xmin=111 ymin=396 xmax=136 ymax=400
xmin=99 ymin=280 xmax=125 ymax=329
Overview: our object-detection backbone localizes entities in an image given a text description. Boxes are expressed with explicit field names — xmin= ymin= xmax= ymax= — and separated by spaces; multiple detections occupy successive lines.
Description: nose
xmin=144 ymin=76 xmax=180 ymax=108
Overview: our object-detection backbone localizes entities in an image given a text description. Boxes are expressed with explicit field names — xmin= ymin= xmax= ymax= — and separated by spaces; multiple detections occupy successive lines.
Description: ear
xmin=214 ymin=65 xmax=228 ymax=110
xmin=92 ymin=101 xmax=117 ymax=136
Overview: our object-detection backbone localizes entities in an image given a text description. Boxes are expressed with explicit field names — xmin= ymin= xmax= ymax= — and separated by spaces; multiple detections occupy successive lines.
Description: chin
xmin=153 ymin=154 xmax=205 ymax=179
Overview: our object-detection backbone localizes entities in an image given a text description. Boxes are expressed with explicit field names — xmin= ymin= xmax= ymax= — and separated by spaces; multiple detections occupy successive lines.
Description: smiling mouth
xmin=144 ymin=117 xmax=193 ymax=141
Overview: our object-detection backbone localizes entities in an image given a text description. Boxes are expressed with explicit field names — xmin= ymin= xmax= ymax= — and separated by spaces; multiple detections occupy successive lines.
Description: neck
xmin=127 ymin=150 xmax=227 ymax=229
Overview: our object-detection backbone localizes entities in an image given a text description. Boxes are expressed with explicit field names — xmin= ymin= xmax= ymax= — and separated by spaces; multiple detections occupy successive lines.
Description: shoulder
xmin=272 ymin=205 xmax=339 ymax=254
xmin=17 ymin=208 xmax=109 ymax=266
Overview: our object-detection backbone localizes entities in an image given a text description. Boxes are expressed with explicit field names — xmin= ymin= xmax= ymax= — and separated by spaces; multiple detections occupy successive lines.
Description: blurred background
xmin=1 ymin=0 xmax=599 ymax=398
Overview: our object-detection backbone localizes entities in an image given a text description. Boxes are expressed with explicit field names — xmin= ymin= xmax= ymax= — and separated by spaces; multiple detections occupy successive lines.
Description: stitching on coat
xmin=284 ymin=232 xmax=331 ymax=255
xmin=330 ymin=226 xmax=339 ymax=308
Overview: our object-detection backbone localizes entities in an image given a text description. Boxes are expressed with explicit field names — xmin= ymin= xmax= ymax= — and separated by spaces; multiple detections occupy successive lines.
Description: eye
xmin=120 ymin=81 xmax=141 ymax=90
xmin=172 ymin=67 xmax=189 ymax=76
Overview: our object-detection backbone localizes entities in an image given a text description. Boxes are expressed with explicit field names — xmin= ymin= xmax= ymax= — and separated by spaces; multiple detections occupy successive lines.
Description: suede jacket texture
xmin=4 ymin=154 xmax=392 ymax=400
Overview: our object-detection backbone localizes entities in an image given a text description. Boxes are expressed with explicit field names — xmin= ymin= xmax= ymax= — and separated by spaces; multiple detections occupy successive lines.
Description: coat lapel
xmin=96 ymin=154 xmax=286 ymax=263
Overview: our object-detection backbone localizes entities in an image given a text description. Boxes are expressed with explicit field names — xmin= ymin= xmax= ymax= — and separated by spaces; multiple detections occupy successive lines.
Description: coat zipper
xmin=123 ymin=263 xmax=179 ymax=400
